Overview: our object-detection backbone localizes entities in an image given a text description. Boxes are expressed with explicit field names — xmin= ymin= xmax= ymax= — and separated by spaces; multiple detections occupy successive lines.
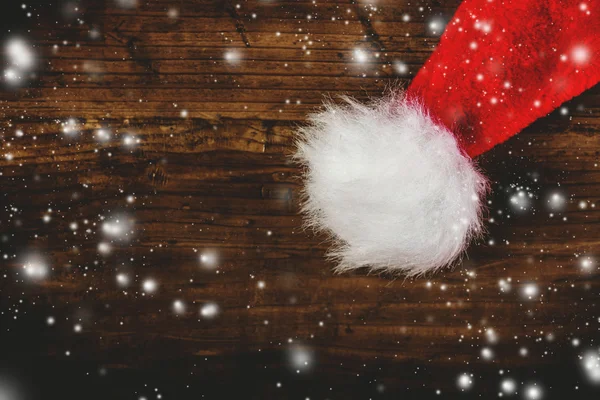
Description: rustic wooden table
xmin=0 ymin=1 xmax=599 ymax=399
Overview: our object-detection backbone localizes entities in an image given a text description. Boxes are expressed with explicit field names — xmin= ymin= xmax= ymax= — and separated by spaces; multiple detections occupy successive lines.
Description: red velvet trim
xmin=407 ymin=0 xmax=600 ymax=158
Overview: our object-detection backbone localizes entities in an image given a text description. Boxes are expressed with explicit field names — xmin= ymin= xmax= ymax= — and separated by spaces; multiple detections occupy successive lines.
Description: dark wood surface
xmin=0 ymin=1 xmax=599 ymax=399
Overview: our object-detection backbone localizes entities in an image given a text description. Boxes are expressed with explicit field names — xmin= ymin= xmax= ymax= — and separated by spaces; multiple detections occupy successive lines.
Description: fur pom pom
xmin=294 ymin=93 xmax=489 ymax=276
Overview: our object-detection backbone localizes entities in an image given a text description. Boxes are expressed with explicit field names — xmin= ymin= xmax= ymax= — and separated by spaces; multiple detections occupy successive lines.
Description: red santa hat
xmin=294 ymin=0 xmax=600 ymax=276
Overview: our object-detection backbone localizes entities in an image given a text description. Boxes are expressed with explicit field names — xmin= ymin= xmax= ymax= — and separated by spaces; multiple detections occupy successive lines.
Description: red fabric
xmin=407 ymin=0 xmax=600 ymax=158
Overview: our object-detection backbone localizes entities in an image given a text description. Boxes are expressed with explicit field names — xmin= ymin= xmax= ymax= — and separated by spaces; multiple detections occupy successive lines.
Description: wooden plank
xmin=1 ymin=0 xmax=600 ymax=399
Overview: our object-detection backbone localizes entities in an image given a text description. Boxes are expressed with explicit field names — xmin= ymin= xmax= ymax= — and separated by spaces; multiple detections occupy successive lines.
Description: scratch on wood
xmin=222 ymin=1 xmax=252 ymax=47
xmin=147 ymin=165 xmax=169 ymax=187
xmin=109 ymin=21 xmax=159 ymax=74
xmin=352 ymin=1 xmax=385 ymax=52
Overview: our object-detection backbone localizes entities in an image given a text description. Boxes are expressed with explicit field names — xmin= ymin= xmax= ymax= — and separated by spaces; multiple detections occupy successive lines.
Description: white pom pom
xmin=294 ymin=93 xmax=488 ymax=276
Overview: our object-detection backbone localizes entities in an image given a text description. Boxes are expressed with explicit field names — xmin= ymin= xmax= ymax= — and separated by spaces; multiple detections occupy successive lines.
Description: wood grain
xmin=0 ymin=1 xmax=599 ymax=399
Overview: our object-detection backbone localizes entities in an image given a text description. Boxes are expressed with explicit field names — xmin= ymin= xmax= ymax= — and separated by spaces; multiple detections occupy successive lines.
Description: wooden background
xmin=0 ymin=0 xmax=599 ymax=399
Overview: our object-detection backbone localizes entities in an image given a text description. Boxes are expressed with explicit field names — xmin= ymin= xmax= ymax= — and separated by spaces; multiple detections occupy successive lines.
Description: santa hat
xmin=294 ymin=0 xmax=600 ymax=276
